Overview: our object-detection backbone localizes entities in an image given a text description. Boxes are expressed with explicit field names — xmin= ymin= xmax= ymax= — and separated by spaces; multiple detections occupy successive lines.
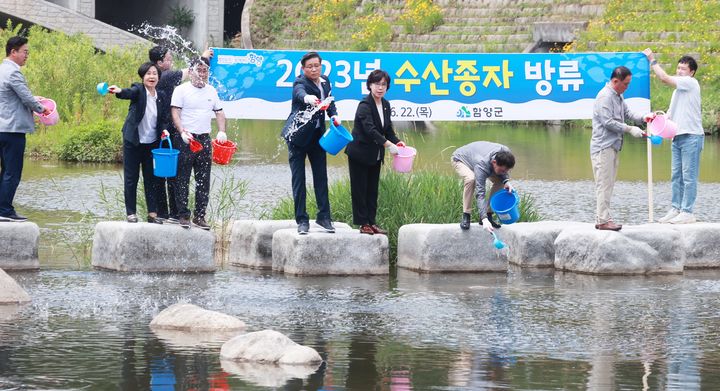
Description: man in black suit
xmin=281 ymin=52 xmax=340 ymax=235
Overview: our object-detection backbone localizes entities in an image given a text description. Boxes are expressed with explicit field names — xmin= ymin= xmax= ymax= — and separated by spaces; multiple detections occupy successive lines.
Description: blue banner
xmin=210 ymin=49 xmax=650 ymax=121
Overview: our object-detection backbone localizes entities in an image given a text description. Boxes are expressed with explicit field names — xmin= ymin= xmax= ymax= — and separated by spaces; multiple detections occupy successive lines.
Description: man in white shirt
xmin=644 ymin=49 xmax=703 ymax=224
xmin=170 ymin=57 xmax=227 ymax=229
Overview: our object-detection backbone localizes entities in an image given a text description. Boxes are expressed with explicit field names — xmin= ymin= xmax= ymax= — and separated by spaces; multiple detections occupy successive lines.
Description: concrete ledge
xmin=503 ymin=221 xmax=587 ymax=267
xmin=0 ymin=268 xmax=31 ymax=304
xmin=668 ymin=223 xmax=720 ymax=268
xmin=0 ymin=222 xmax=40 ymax=270
xmin=228 ymin=220 xmax=351 ymax=269
xmin=272 ymin=229 xmax=388 ymax=275
xmin=554 ymin=224 xmax=684 ymax=275
xmin=91 ymin=222 xmax=215 ymax=272
xmin=397 ymin=224 xmax=507 ymax=272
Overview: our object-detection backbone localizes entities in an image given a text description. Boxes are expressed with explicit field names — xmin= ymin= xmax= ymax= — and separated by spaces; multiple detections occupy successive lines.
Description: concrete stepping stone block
xmin=397 ymin=224 xmax=508 ymax=272
xmin=0 ymin=222 xmax=39 ymax=270
xmin=228 ymin=220 xmax=351 ymax=269
xmin=502 ymin=221 xmax=588 ymax=267
xmin=554 ymin=224 xmax=684 ymax=275
xmin=668 ymin=223 xmax=720 ymax=268
xmin=272 ymin=229 xmax=388 ymax=275
xmin=0 ymin=268 xmax=31 ymax=303
xmin=91 ymin=221 xmax=215 ymax=272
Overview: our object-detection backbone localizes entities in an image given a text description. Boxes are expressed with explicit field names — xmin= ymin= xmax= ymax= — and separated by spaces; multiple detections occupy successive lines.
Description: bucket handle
xmin=159 ymin=135 xmax=173 ymax=150
xmin=652 ymin=110 xmax=666 ymax=118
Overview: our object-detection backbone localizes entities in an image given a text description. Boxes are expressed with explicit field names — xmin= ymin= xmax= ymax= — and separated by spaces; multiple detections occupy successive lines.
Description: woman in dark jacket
xmin=344 ymin=69 xmax=404 ymax=235
xmin=109 ymin=62 xmax=168 ymax=223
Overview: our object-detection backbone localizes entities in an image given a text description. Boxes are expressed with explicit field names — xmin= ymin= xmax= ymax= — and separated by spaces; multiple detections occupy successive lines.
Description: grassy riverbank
xmin=268 ymin=170 xmax=541 ymax=262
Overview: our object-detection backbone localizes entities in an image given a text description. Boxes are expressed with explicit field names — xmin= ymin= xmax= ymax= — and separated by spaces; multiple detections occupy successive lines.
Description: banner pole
xmin=647 ymin=136 xmax=654 ymax=223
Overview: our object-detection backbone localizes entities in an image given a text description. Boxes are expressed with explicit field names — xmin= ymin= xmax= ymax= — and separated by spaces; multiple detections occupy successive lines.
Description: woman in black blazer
xmin=109 ymin=62 xmax=168 ymax=224
xmin=344 ymin=69 xmax=404 ymax=235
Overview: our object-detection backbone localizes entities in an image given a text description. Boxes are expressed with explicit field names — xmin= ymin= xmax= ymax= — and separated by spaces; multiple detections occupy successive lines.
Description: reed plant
xmin=269 ymin=170 xmax=541 ymax=263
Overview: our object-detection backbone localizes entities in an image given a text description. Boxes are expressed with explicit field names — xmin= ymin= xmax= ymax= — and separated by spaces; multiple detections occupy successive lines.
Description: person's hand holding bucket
xmin=106 ymin=85 xmax=121 ymax=94
xmin=504 ymin=181 xmax=514 ymax=194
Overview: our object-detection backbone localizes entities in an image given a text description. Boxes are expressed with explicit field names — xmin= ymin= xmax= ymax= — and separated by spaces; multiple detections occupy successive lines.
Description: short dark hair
xmin=6 ymin=36 xmax=28 ymax=57
xmin=301 ymin=51 xmax=321 ymax=67
xmin=494 ymin=151 xmax=515 ymax=169
xmin=138 ymin=62 xmax=161 ymax=79
xmin=611 ymin=66 xmax=632 ymax=81
xmin=366 ymin=69 xmax=391 ymax=91
xmin=189 ymin=56 xmax=210 ymax=68
xmin=678 ymin=55 xmax=698 ymax=73
xmin=148 ymin=45 xmax=169 ymax=64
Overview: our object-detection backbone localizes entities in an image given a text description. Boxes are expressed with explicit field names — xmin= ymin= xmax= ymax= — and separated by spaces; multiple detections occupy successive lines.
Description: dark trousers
xmin=348 ymin=158 xmax=381 ymax=226
xmin=0 ymin=132 xmax=26 ymax=217
xmin=154 ymin=137 xmax=177 ymax=219
xmin=123 ymin=140 xmax=158 ymax=215
xmin=174 ymin=133 xmax=212 ymax=219
xmin=288 ymin=140 xmax=330 ymax=223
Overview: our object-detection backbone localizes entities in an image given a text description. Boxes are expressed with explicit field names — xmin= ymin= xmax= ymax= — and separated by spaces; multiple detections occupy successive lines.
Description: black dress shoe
xmin=0 ymin=213 xmax=28 ymax=222
xmin=460 ymin=213 xmax=471 ymax=230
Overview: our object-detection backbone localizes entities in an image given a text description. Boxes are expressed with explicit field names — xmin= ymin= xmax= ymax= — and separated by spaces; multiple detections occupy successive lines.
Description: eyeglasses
xmin=304 ymin=64 xmax=322 ymax=69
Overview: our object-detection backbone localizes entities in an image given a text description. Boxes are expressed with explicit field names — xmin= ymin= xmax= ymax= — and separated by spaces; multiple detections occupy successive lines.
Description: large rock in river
xmin=502 ymin=221 xmax=587 ymax=267
xmin=220 ymin=329 xmax=322 ymax=365
xmin=0 ymin=222 xmax=39 ymax=270
xmin=227 ymin=220 xmax=351 ymax=269
xmin=667 ymin=223 xmax=720 ymax=268
xmin=91 ymin=221 xmax=215 ymax=272
xmin=150 ymin=303 xmax=246 ymax=331
xmin=272 ymin=229 xmax=388 ymax=275
xmin=0 ymin=268 xmax=30 ymax=303
xmin=554 ymin=224 xmax=684 ymax=275
xmin=397 ymin=224 xmax=507 ymax=272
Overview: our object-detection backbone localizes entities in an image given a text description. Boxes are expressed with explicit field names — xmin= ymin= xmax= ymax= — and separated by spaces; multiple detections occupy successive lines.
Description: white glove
xmin=303 ymin=95 xmax=319 ymax=106
xmin=161 ymin=129 xmax=170 ymax=139
xmin=387 ymin=143 xmax=399 ymax=155
xmin=627 ymin=126 xmax=645 ymax=138
xmin=181 ymin=131 xmax=193 ymax=145
xmin=504 ymin=182 xmax=514 ymax=193
xmin=481 ymin=218 xmax=494 ymax=233
xmin=216 ymin=131 xmax=227 ymax=143
xmin=331 ymin=116 xmax=341 ymax=126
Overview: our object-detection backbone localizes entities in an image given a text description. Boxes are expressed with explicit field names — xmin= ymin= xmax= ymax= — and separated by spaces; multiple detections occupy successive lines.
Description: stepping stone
xmin=220 ymin=329 xmax=322 ymax=365
xmin=397 ymin=224 xmax=508 ymax=272
xmin=227 ymin=220 xmax=351 ymax=269
xmin=150 ymin=303 xmax=246 ymax=331
xmin=668 ymin=223 xmax=720 ymax=268
xmin=91 ymin=221 xmax=215 ymax=272
xmin=0 ymin=222 xmax=39 ymax=270
xmin=0 ymin=268 xmax=31 ymax=303
xmin=272 ymin=229 xmax=388 ymax=275
xmin=554 ymin=224 xmax=684 ymax=275
xmin=502 ymin=221 xmax=587 ymax=267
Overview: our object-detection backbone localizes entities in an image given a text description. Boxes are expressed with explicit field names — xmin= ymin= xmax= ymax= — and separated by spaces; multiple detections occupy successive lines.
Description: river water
xmin=3 ymin=121 xmax=720 ymax=389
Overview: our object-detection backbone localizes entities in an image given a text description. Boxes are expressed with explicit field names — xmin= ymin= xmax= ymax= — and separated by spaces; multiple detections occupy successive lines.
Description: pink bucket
xmin=648 ymin=111 xmax=677 ymax=139
xmin=34 ymin=98 xmax=59 ymax=126
xmin=391 ymin=146 xmax=417 ymax=173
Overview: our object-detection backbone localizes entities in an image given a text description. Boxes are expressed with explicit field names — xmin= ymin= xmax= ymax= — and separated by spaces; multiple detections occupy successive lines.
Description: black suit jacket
xmin=116 ymin=83 xmax=168 ymax=145
xmin=345 ymin=95 xmax=399 ymax=166
xmin=281 ymin=74 xmax=338 ymax=149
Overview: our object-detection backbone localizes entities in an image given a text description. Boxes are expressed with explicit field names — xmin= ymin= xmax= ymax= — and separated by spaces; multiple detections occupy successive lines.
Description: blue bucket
xmin=152 ymin=137 xmax=179 ymax=177
xmin=319 ymin=122 xmax=353 ymax=155
xmin=490 ymin=190 xmax=520 ymax=225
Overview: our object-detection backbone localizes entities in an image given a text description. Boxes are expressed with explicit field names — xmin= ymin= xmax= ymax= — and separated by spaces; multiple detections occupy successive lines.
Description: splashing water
xmin=132 ymin=23 xmax=198 ymax=66
xmin=284 ymin=96 xmax=335 ymax=143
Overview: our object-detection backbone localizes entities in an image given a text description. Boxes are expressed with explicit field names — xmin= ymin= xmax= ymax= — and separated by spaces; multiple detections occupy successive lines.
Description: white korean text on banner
xmin=209 ymin=49 xmax=650 ymax=121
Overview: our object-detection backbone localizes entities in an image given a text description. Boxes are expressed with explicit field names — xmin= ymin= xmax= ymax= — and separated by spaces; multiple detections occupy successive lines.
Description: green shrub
xmin=57 ymin=120 xmax=123 ymax=163
xmin=351 ymin=14 xmax=393 ymax=51
xmin=268 ymin=170 xmax=541 ymax=263
xmin=399 ymin=0 xmax=444 ymax=34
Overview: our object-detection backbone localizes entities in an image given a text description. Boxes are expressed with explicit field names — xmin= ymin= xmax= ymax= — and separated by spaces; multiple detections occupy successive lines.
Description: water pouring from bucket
xmin=490 ymin=231 xmax=506 ymax=249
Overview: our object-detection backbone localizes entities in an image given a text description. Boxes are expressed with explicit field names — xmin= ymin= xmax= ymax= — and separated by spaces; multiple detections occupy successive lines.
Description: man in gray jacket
xmin=591 ymin=65 xmax=652 ymax=231
xmin=451 ymin=141 xmax=515 ymax=231
xmin=0 ymin=36 xmax=49 ymax=222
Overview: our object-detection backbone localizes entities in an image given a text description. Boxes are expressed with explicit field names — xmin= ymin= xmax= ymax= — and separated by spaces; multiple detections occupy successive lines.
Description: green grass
xmin=268 ymin=170 xmax=541 ymax=263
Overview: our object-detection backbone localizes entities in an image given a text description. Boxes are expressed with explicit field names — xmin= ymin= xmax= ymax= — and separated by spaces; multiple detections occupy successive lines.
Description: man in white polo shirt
xmin=644 ymin=49 xmax=703 ymax=224
xmin=170 ymin=57 xmax=227 ymax=229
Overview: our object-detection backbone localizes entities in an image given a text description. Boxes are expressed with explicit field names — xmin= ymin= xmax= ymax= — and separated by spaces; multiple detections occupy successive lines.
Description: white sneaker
xmin=668 ymin=212 xmax=696 ymax=224
xmin=658 ymin=208 xmax=680 ymax=223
